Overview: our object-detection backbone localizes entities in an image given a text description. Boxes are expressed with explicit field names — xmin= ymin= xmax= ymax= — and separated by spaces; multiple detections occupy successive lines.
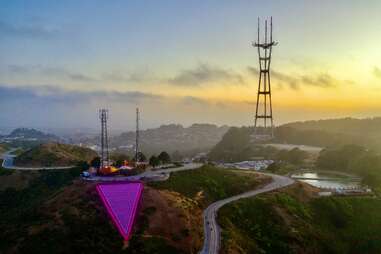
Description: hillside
xmin=208 ymin=117 xmax=381 ymax=162
xmin=14 ymin=143 xmax=97 ymax=167
xmin=150 ymin=165 xmax=268 ymax=207
xmin=208 ymin=127 xmax=254 ymax=162
xmin=0 ymin=171 xmax=200 ymax=254
xmin=282 ymin=117 xmax=381 ymax=136
xmin=0 ymin=143 xmax=9 ymax=154
xmin=276 ymin=117 xmax=381 ymax=149
xmin=110 ymin=123 xmax=229 ymax=155
xmin=218 ymin=182 xmax=381 ymax=254
xmin=5 ymin=128 xmax=60 ymax=142
xmin=1 ymin=166 xmax=258 ymax=253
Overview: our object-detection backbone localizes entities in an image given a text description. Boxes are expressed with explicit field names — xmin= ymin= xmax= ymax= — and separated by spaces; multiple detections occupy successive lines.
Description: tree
xmin=317 ymin=144 xmax=366 ymax=171
xmin=149 ymin=155 xmax=160 ymax=167
xmin=90 ymin=156 xmax=101 ymax=169
xmin=77 ymin=161 xmax=90 ymax=171
xmin=158 ymin=151 xmax=171 ymax=164
xmin=134 ymin=152 xmax=147 ymax=162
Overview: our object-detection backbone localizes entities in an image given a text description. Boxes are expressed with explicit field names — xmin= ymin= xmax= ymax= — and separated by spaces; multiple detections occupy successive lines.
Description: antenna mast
xmin=252 ymin=16 xmax=277 ymax=140
xmin=135 ymin=107 xmax=140 ymax=163
xmin=99 ymin=109 xmax=109 ymax=169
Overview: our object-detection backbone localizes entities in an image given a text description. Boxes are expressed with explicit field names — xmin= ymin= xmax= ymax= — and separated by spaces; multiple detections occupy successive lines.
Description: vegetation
xmin=208 ymin=127 xmax=252 ymax=162
xmin=158 ymin=151 xmax=171 ymax=164
xmin=90 ymin=156 xmax=101 ymax=168
xmin=14 ymin=143 xmax=97 ymax=167
xmin=218 ymin=184 xmax=381 ymax=254
xmin=208 ymin=127 xmax=309 ymax=165
xmin=150 ymin=165 xmax=264 ymax=207
xmin=316 ymin=144 xmax=381 ymax=192
xmin=210 ymin=118 xmax=381 ymax=164
xmin=0 ymin=159 xmax=14 ymax=176
xmin=149 ymin=151 xmax=172 ymax=167
xmin=276 ymin=117 xmax=381 ymax=151
xmin=0 ymin=168 xmax=182 ymax=254
xmin=149 ymin=155 xmax=160 ymax=167
xmin=134 ymin=151 xmax=147 ymax=162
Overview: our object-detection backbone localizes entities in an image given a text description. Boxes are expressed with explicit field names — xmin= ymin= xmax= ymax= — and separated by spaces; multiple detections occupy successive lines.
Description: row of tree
xmin=149 ymin=151 xmax=171 ymax=167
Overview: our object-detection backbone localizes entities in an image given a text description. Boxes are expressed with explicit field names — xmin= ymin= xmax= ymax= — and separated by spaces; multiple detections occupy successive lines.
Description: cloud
xmin=7 ymin=65 xmax=96 ymax=82
xmin=373 ymin=66 xmax=381 ymax=79
xmin=0 ymin=84 xmax=162 ymax=104
xmin=169 ymin=64 xmax=244 ymax=86
xmin=102 ymin=70 xmax=154 ymax=84
xmin=0 ymin=21 xmax=59 ymax=39
xmin=6 ymin=65 xmax=156 ymax=84
xmin=301 ymin=74 xmax=336 ymax=88
xmin=247 ymin=66 xmax=345 ymax=90
xmin=181 ymin=96 xmax=210 ymax=106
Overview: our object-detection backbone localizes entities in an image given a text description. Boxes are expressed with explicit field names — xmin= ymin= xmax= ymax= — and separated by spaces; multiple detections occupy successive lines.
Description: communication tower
xmin=252 ymin=17 xmax=277 ymax=139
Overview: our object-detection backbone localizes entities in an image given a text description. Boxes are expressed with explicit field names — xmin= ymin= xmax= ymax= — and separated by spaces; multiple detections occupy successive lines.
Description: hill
xmin=110 ymin=123 xmax=229 ymax=155
xmin=208 ymin=126 xmax=253 ymax=162
xmin=14 ymin=143 xmax=97 ymax=167
xmin=218 ymin=182 xmax=381 ymax=254
xmin=208 ymin=117 xmax=381 ymax=162
xmin=0 ymin=169 xmax=197 ymax=254
xmin=276 ymin=117 xmax=381 ymax=149
xmin=0 ymin=165 xmax=270 ymax=254
xmin=5 ymin=128 xmax=61 ymax=142
xmin=282 ymin=117 xmax=381 ymax=136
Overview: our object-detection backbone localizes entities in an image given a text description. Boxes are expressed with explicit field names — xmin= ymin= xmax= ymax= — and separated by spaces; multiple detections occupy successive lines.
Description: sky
xmin=1 ymin=0 xmax=381 ymax=131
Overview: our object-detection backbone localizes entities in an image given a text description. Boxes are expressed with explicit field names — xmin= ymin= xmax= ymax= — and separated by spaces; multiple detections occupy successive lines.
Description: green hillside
xmin=0 ymin=168 xmax=181 ymax=254
xmin=218 ymin=183 xmax=381 ymax=254
xmin=277 ymin=117 xmax=381 ymax=149
xmin=208 ymin=117 xmax=381 ymax=162
xmin=282 ymin=117 xmax=381 ymax=136
xmin=150 ymin=165 xmax=265 ymax=207
xmin=14 ymin=143 xmax=97 ymax=167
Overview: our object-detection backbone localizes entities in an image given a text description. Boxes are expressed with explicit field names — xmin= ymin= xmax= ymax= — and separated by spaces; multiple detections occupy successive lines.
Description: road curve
xmin=200 ymin=173 xmax=295 ymax=254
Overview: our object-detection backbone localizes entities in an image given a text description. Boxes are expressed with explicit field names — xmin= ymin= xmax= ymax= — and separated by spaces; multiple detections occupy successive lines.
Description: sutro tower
xmin=252 ymin=17 xmax=277 ymax=139
xmin=135 ymin=107 xmax=140 ymax=163
xmin=99 ymin=109 xmax=109 ymax=169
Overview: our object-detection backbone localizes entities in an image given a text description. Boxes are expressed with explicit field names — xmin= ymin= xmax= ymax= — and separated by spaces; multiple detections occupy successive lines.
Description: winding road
xmin=200 ymin=173 xmax=295 ymax=254
xmin=2 ymin=148 xmax=294 ymax=254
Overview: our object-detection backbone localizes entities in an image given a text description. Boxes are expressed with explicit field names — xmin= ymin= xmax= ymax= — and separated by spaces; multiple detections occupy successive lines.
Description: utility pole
xmin=135 ymin=107 xmax=140 ymax=164
xmin=252 ymin=17 xmax=277 ymax=140
xmin=99 ymin=109 xmax=109 ymax=169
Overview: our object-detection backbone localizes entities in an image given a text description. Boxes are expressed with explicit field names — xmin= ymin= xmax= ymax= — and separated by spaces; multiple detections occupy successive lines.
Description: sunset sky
xmin=1 ymin=0 xmax=381 ymax=131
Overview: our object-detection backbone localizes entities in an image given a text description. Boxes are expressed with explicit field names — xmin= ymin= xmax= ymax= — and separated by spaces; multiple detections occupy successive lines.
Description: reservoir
xmin=291 ymin=171 xmax=361 ymax=190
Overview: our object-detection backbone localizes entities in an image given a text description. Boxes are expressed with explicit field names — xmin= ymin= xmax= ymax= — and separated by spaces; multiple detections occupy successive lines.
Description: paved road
xmin=83 ymin=163 xmax=203 ymax=182
xmin=200 ymin=173 xmax=295 ymax=254
xmin=1 ymin=149 xmax=74 ymax=170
